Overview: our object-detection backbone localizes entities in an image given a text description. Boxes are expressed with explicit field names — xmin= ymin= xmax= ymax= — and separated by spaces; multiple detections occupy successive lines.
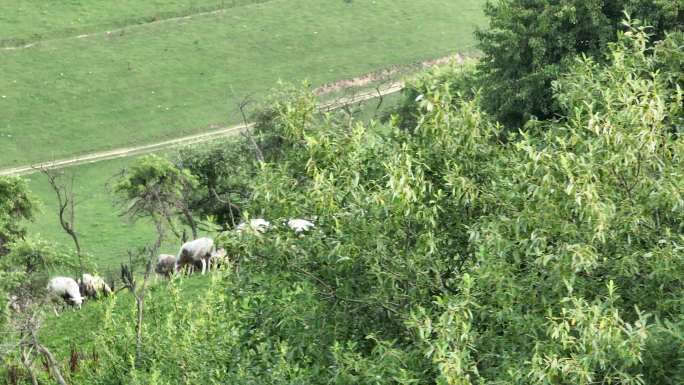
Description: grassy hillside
xmin=24 ymin=91 xmax=404 ymax=272
xmin=40 ymin=273 xmax=213 ymax=358
xmin=24 ymin=156 xmax=182 ymax=273
xmin=0 ymin=0 xmax=485 ymax=167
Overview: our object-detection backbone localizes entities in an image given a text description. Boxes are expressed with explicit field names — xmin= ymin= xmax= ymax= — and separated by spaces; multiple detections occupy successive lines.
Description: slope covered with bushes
xmin=2 ymin=23 xmax=682 ymax=384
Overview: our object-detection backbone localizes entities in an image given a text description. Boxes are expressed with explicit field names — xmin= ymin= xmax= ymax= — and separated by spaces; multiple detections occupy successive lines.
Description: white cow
xmin=287 ymin=219 xmax=315 ymax=233
xmin=47 ymin=277 xmax=84 ymax=309
xmin=176 ymin=237 xmax=215 ymax=275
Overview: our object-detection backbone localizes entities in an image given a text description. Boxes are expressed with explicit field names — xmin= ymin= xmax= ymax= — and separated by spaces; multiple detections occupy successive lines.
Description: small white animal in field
xmin=236 ymin=218 xmax=271 ymax=233
xmin=176 ymin=237 xmax=214 ymax=275
xmin=47 ymin=277 xmax=84 ymax=309
xmin=287 ymin=219 xmax=315 ymax=233
xmin=77 ymin=273 xmax=112 ymax=298
xmin=155 ymin=254 xmax=177 ymax=278
xmin=210 ymin=248 xmax=228 ymax=269
xmin=8 ymin=295 xmax=22 ymax=312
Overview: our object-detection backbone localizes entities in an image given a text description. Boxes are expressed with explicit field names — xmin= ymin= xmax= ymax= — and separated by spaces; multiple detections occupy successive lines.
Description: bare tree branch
xmin=374 ymin=85 xmax=385 ymax=114
xmin=37 ymin=166 xmax=84 ymax=281
xmin=20 ymin=347 xmax=39 ymax=385
xmin=238 ymin=96 xmax=264 ymax=163
xmin=210 ymin=187 xmax=240 ymax=228
xmin=34 ymin=342 xmax=68 ymax=385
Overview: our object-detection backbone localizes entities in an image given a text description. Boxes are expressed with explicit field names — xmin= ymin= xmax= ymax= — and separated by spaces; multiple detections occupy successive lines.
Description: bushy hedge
xmin=21 ymin=25 xmax=679 ymax=384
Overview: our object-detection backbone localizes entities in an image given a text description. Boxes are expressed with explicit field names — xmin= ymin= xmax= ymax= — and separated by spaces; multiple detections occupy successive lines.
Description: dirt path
xmin=0 ymin=82 xmax=405 ymax=176
xmin=0 ymin=52 xmax=470 ymax=176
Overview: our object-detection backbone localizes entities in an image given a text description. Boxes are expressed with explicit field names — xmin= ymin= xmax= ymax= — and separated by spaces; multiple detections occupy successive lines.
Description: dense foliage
xmin=2 ymin=26 xmax=678 ymax=384
xmin=175 ymin=141 xmax=251 ymax=229
xmin=115 ymin=155 xmax=199 ymax=238
xmin=0 ymin=177 xmax=37 ymax=256
xmin=475 ymin=0 xmax=682 ymax=126
xmin=3 ymin=17 xmax=684 ymax=385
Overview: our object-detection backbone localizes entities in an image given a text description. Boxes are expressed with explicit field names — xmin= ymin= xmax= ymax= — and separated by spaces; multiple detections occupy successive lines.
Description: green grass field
xmin=0 ymin=0 xmax=268 ymax=46
xmin=0 ymin=0 xmax=485 ymax=168
xmin=24 ymin=155 xmax=179 ymax=273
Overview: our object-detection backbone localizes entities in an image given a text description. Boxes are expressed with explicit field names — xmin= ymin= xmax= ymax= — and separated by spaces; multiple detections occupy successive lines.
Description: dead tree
xmin=38 ymin=167 xmax=84 ymax=280
xmin=9 ymin=299 xmax=69 ymax=385
xmin=238 ymin=96 xmax=264 ymax=163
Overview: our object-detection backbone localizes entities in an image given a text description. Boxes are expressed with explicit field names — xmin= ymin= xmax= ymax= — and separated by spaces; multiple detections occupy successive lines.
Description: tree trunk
xmin=134 ymin=294 xmax=144 ymax=368
xmin=181 ymin=206 xmax=198 ymax=239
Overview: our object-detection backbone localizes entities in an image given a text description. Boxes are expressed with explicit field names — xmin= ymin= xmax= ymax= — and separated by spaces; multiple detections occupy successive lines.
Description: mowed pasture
xmin=0 ymin=0 xmax=268 ymax=47
xmin=0 ymin=0 xmax=486 ymax=167
xmin=24 ymin=92 xmax=405 ymax=272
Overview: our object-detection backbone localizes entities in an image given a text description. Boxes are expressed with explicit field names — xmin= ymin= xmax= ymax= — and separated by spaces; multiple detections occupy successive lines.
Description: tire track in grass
xmin=1 ymin=0 xmax=276 ymax=51
xmin=0 ymin=52 xmax=469 ymax=176
xmin=0 ymin=83 xmax=403 ymax=176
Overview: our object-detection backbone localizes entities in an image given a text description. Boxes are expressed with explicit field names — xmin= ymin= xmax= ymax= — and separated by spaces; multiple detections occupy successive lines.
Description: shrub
xmin=0 ymin=176 xmax=37 ymax=256
xmin=475 ymin=0 xmax=682 ymax=127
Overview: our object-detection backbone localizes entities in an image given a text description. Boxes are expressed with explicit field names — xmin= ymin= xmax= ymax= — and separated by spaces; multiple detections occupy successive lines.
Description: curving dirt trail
xmin=0 ymin=53 xmax=468 ymax=176
xmin=0 ymin=82 xmax=404 ymax=176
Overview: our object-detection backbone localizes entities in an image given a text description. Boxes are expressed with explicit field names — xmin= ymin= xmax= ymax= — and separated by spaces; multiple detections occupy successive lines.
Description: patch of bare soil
xmin=313 ymin=53 xmax=465 ymax=95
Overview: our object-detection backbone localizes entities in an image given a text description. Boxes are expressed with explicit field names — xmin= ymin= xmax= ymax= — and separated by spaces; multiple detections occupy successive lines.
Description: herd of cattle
xmin=44 ymin=218 xmax=315 ymax=310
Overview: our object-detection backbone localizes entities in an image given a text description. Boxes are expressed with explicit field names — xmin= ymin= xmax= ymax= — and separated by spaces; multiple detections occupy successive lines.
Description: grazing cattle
xmin=47 ymin=277 xmax=83 ymax=309
xmin=287 ymin=219 xmax=315 ymax=233
xmin=77 ymin=274 xmax=112 ymax=299
xmin=155 ymin=254 xmax=177 ymax=278
xmin=176 ymin=237 xmax=215 ymax=275
xmin=236 ymin=218 xmax=271 ymax=234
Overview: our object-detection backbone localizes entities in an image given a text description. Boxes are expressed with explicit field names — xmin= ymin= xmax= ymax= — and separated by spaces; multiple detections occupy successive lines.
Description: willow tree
xmin=116 ymin=154 xmax=199 ymax=240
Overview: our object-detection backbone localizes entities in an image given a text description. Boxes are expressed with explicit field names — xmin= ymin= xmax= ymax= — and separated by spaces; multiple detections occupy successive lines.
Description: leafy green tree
xmin=251 ymin=83 xmax=317 ymax=163
xmin=176 ymin=140 xmax=250 ymax=229
xmin=115 ymin=154 xmax=201 ymax=369
xmin=115 ymin=154 xmax=199 ymax=239
xmin=0 ymin=176 xmax=37 ymax=256
xmin=475 ymin=0 xmax=682 ymax=127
